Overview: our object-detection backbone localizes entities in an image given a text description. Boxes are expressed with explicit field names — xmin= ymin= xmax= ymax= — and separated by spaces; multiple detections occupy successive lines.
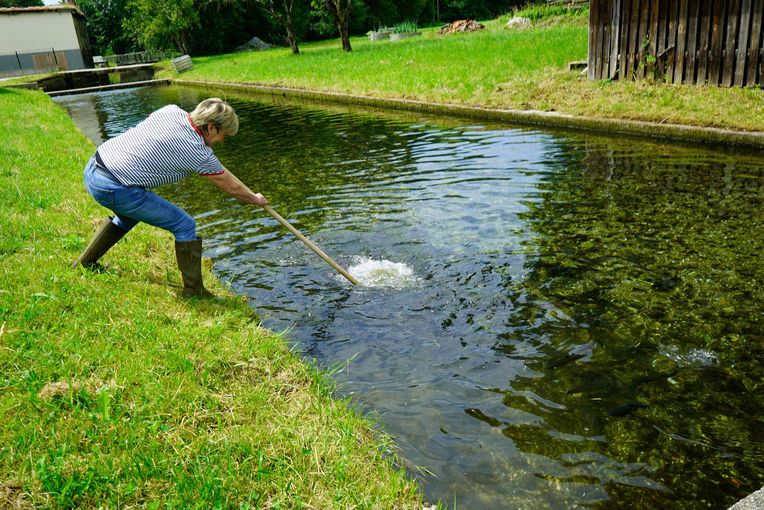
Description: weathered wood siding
xmin=589 ymin=0 xmax=764 ymax=87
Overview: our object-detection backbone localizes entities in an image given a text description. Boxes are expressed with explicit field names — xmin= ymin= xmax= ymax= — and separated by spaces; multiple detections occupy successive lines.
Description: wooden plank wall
xmin=589 ymin=0 xmax=764 ymax=87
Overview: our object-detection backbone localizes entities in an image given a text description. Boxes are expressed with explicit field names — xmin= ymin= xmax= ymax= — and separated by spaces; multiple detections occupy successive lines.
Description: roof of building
xmin=0 ymin=5 xmax=84 ymax=17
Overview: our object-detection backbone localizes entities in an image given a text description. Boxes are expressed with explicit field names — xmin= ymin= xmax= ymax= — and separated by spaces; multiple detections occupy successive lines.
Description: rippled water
xmin=56 ymin=86 xmax=764 ymax=509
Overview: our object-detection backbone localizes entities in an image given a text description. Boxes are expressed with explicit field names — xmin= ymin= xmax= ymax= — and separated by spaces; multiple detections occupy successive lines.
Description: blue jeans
xmin=83 ymin=155 xmax=197 ymax=241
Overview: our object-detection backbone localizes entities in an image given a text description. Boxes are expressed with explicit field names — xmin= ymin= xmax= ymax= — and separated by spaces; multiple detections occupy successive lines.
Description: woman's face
xmin=203 ymin=124 xmax=226 ymax=147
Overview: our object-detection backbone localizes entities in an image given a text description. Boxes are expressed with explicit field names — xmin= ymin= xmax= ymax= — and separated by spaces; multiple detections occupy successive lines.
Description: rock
xmin=506 ymin=16 xmax=532 ymax=30
xmin=235 ymin=36 xmax=272 ymax=52
xmin=437 ymin=19 xmax=485 ymax=35
xmin=728 ymin=486 xmax=764 ymax=510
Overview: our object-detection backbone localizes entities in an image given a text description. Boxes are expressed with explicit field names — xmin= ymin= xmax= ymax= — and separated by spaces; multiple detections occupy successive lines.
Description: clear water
xmin=56 ymin=86 xmax=764 ymax=509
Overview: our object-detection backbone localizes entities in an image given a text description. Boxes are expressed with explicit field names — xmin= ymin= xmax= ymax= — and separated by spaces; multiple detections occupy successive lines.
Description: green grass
xmin=0 ymin=71 xmax=56 ymax=86
xmin=0 ymin=88 xmax=426 ymax=508
xmin=158 ymin=10 xmax=762 ymax=132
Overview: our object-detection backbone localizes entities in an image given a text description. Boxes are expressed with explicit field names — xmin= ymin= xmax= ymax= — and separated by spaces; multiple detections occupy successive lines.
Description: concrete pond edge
xmin=175 ymin=79 xmax=764 ymax=150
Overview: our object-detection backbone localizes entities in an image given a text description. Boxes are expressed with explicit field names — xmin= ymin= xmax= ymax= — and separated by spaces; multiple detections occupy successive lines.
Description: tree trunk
xmin=284 ymin=15 xmax=299 ymax=53
xmin=261 ymin=0 xmax=300 ymax=55
xmin=338 ymin=24 xmax=351 ymax=51
xmin=172 ymin=33 xmax=188 ymax=55
xmin=324 ymin=0 xmax=353 ymax=52
xmin=282 ymin=0 xmax=299 ymax=54
xmin=286 ymin=29 xmax=299 ymax=54
xmin=180 ymin=31 xmax=189 ymax=55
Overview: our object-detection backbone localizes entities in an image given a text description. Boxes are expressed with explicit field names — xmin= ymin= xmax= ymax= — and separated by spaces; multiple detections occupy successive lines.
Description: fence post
xmin=52 ymin=48 xmax=59 ymax=69
xmin=15 ymin=51 xmax=22 ymax=70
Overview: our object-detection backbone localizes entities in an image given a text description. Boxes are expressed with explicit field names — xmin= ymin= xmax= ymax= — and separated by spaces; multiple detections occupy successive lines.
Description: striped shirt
xmin=96 ymin=104 xmax=225 ymax=188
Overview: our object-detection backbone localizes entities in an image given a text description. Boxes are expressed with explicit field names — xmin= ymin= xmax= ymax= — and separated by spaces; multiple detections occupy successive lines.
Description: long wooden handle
xmin=262 ymin=204 xmax=361 ymax=286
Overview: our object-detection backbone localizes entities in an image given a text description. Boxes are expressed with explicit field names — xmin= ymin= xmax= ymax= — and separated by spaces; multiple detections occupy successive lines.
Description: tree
xmin=363 ymin=0 xmax=396 ymax=29
xmin=253 ymin=0 xmax=300 ymax=54
xmin=394 ymin=0 xmax=427 ymax=22
xmin=124 ymin=0 xmax=199 ymax=54
xmin=77 ymin=0 xmax=136 ymax=55
xmin=323 ymin=0 xmax=352 ymax=51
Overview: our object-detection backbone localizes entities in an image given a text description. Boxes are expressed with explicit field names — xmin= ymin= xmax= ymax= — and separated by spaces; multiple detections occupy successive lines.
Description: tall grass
xmin=160 ymin=13 xmax=763 ymax=131
xmin=177 ymin=23 xmax=586 ymax=102
xmin=0 ymin=88 xmax=426 ymax=508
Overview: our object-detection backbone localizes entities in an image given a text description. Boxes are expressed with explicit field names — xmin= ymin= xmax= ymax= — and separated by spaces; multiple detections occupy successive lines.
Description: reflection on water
xmin=56 ymin=86 xmax=764 ymax=509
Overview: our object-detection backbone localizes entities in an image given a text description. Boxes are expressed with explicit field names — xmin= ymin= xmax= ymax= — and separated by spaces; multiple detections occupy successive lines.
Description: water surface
xmin=56 ymin=86 xmax=764 ymax=509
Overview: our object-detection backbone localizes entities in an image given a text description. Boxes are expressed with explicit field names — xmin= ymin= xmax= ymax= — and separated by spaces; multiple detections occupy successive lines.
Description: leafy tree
xmin=309 ymin=0 xmax=393 ymax=38
xmin=124 ymin=0 xmax=199 ymax=54
xmin=363 ymin=0 xmax=396 ymax=28
xmin=77 ymin=0 xmax=136 ymax=55
xmin=394 ymin=0 xmax=427 ymax=23
xmin=190 ymin=0 xmax=281 ymax=56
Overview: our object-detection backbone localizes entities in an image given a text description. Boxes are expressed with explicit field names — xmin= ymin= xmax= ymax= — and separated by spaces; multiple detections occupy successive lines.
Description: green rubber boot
xmin=71 ymin=218 xmax=127 ymax=269
xmin=175 ymin=239 xmax=215 ymax=299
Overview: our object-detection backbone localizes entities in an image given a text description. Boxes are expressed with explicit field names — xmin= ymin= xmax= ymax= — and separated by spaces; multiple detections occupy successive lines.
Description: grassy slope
xmin=158 ymin=12 xmax=763 ymax=132
xmin=0 ymin=88 xmax=423 ymax=508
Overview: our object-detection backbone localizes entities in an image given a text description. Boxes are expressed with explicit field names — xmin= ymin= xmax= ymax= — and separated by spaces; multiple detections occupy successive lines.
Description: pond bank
xmin=175 ymin=78 xmax=764 ymax=150
xmin=0 ymin=88 xmax=425 ymax=508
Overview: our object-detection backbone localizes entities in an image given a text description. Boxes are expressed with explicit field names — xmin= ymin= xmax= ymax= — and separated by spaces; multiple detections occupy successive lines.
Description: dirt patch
xmin=37 ymin=379 xmax=122 ymax=402
xmin=37 ymin=380 xmax=82 ymax=401
xmin=0 ymin=481 xmax=31 ymax=510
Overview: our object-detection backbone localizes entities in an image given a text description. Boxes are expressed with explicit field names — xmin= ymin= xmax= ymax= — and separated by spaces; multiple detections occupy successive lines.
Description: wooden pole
xmin=262 ymin=205 xmax=361 ymax=286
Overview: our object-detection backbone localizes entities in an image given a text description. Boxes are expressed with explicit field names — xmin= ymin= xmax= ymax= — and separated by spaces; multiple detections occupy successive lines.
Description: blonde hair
xmin=189 ymin=98 xmax=239 ymax=136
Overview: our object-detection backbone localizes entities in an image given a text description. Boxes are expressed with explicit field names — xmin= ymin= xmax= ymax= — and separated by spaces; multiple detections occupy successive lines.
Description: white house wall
xmin=0 ymin=11 xmax=79 ymax=53
xmin=0 ymin=9 xmax=88 ymax=75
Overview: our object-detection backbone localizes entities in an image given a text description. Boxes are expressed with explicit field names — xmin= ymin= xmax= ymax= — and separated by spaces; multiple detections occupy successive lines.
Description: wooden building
xmin=588 ymin=0 xmax=763 ymax=87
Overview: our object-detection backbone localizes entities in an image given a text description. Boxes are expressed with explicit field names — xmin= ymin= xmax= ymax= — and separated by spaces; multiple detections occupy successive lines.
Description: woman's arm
xmin=203 ymin=167 xmax=268 ymax=206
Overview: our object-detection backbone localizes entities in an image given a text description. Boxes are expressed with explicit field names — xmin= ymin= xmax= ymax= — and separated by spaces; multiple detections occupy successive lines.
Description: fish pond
xmin=55 ymin=85 xmax=763 ymax=509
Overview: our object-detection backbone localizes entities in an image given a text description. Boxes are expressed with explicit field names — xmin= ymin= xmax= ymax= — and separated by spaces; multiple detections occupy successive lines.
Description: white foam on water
xmin=346 ymin=257 xmax=420 ymax=289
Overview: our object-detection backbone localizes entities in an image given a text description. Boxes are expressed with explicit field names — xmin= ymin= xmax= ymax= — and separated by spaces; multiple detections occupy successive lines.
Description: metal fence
xmin=0 ymin=48 xmax=180 ymax=79
xmin=95 ymin=50 xmax=180 ymax=67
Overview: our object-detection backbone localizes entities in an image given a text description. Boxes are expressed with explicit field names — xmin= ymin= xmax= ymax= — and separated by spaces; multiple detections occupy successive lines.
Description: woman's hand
xmin=252 ymin=193 xmax=268 ymax=206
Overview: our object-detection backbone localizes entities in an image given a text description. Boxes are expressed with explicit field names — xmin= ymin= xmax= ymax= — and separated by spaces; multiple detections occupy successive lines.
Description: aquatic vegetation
xmin=507 ymin=138 xmax=764 ymax=506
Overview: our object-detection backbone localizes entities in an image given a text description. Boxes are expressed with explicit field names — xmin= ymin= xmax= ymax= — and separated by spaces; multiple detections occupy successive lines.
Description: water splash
xmin=346 ymin=257 xmax=419 ymax=289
